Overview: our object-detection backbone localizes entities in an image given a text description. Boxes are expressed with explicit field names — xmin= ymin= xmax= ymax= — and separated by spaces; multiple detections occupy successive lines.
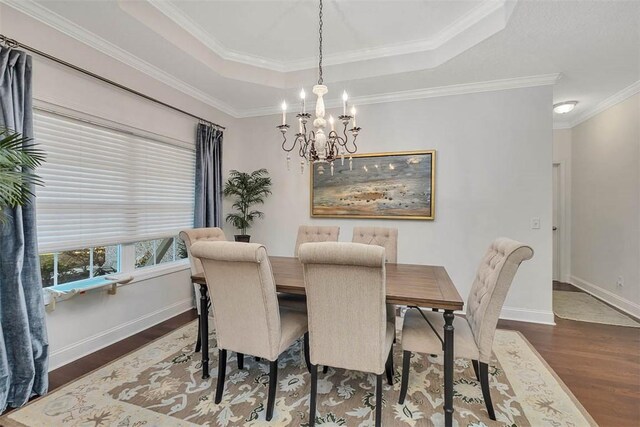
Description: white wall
xmin=570 ymin=93 xmax=640 ymax=317
xmin=1 ymin=5 xmax=241 ymax=369
xmin=553 ymin=128 xmax=572 ymax=282
xmin=227 ymin=86 xmax=555 ymax=324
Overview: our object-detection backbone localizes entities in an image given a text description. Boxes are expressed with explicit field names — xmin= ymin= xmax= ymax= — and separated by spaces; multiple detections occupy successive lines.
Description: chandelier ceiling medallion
xmin=277 ymin=0 xmax=361 ymax=176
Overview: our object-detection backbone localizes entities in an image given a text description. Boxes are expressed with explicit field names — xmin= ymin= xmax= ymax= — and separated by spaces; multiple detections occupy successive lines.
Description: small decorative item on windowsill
xmin=223 ymin=168 xmax=272 ymax=243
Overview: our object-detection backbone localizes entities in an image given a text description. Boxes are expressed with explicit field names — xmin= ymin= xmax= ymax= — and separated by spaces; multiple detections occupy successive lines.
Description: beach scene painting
xmin=311 ymin=150 xmax=435 ymax=220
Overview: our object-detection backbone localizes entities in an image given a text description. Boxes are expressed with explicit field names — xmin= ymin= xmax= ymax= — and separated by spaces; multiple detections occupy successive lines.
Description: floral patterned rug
xmin=1 ymin=320 xmax=596 ymax=427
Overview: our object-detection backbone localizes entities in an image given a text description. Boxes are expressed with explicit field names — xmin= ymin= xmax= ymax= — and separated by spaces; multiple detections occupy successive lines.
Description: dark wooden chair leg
xmin=309 ymin=364 xmax=318 ymax=427
xmin=479 ymin=362 xmax=496 ymax=420
xmin=266 ymin=359 xmax=278 ymax=421
xmin=194 ymin=317 xmax=202 ymax=353
xmin=303 ymin=333 xmax=312 ymax=373
xmin=385 ymin=346 xmax=394 ymax=385
xmin=322 ymin=365 xmax=328 ymax=374
xmin=375 ymin=373 xmax=383 ymax=427
xmin=215 ymin=349 xmax=227 ymax=404
xmin=399 ymin=350 xmax=411 ymax=404
xmin=237 ymin=352 xmax=244 ymax=370
xmin=472 ymin=359 xmax=480 ymax=381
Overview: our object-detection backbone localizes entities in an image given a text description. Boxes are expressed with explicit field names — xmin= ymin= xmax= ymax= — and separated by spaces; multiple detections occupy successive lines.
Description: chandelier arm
xmin=281 ymin=132 xmax=297 ymax=152
xmin=299 ymin=135 xmax=307 ymax=158
xmin=345 ymin=133 xmax=358 ymax=154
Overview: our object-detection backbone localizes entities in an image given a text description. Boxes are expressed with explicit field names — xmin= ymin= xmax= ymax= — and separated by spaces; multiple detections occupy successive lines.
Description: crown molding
xmin=1 ymin=0 xmax=240 ymax=117
xmin=150 ymin=0 xmax=515 ymax=72
xmin=568 ymin=80 xmax=640 ymax=128
xmin=149 ymin=0 xmax=288 ymax=72
xmin=239 ymin=73 xmax=561 ymax=118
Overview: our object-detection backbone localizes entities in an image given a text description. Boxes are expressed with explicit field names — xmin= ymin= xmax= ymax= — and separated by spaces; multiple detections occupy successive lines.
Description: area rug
xmin=1 ymin=321 xmax=596 ymax=427
xmin=553 ymin=290 xmax=640 ymax=328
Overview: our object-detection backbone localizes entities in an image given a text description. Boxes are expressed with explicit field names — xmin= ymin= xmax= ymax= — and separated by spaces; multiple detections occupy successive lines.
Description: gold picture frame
xmin=310 ymin=150 xmax=436 ymax=220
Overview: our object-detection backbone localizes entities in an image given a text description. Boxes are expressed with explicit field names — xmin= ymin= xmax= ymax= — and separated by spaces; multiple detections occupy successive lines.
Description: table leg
xmin=443 ymin=310 xmax=454 ymax=427
xmin=199 ymin=283 xmax=210 ymax=379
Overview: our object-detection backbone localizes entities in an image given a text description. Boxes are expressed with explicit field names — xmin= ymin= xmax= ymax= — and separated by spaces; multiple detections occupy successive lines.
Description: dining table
xmin=191 ymin=255 xmax=464 ymax=427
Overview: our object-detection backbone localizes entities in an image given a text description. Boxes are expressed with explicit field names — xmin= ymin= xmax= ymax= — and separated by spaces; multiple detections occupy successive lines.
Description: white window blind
xmin=34 ymin=110 xmax=195 ymax=253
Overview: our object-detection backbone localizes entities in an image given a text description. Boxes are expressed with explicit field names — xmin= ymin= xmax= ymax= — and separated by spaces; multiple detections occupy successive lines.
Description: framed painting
xmin=310 ymin=150 xmax=435 ymax=220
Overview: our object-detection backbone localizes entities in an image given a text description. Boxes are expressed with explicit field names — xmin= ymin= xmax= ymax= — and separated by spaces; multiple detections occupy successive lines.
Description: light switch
xmin=531 ymin=217 xmax=541 ymax=229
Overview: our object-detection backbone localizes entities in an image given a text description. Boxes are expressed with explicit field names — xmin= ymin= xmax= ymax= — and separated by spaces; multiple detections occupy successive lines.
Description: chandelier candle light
xmin=277 ymin=0 xmax=361 ymax=176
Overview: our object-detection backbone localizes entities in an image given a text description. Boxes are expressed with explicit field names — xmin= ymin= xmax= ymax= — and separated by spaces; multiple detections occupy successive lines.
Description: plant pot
xmin=234 ymin=235 xmax=251 ymax=243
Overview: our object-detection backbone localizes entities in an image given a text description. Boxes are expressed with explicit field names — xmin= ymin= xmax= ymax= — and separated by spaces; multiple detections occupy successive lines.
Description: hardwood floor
xmin=38 ymin=309 xmax=639 ymax=427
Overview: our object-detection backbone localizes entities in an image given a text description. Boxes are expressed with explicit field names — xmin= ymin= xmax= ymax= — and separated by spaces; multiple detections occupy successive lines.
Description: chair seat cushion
xmin=278 ymin=306 xmax=309 ymax=356
xmin=401 ymin=309 xmax=479 ymax=361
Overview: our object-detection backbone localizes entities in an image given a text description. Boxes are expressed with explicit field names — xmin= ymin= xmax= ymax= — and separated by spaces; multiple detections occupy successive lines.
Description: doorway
xmin=552 ymin=163 xmax=561 ymax=281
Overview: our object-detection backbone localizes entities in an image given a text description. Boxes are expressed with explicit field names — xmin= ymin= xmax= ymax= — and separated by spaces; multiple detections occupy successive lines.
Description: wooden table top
xmin=191 ymin=255 xmax=464 ymax=311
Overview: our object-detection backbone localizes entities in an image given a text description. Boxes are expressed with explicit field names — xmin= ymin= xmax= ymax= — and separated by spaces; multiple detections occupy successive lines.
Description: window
xmin=34 ymin=109 xmax=194 ymax=287
xmin=40 ymin=246 xmax=119 ymax=287
xmin=134 ymin=236 xmax=187 ymax=269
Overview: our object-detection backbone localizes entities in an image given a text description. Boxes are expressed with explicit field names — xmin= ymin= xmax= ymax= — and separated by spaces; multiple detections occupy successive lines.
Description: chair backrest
xmin=352 ymin=226 xmax=398 ymax=263
xmin=299 ymin=242 xmax=388 ymax=374
xmin=294 ymin=225 xmax=340 ymax=256
xmin=179 ymin=227 xmax=227 ymax=275
xmin=189 ymin=241 xmax=282 ymax=360
xmin=466 ymin=238 xmax=534 ymax=362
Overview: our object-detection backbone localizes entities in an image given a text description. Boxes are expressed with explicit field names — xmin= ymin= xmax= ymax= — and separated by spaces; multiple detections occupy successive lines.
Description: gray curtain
xmin=0 ymin=47 xmax=48 ymax=411
xmin=194 ymin=123 xmax=223 ymax=228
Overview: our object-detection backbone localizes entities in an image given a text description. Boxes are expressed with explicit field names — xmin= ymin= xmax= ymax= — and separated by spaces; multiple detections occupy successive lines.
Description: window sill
xmin=128 ymin=260 xmax=190 ymax=284
xmin=43 ymin=260 xmax=191 ymax=311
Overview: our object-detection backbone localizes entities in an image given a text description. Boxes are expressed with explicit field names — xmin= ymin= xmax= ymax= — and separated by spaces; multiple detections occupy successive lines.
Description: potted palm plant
xmin=223 ymin=168 xmax=272 ymax=242
xmin=0 ymin=128 xmax=45 ymax=224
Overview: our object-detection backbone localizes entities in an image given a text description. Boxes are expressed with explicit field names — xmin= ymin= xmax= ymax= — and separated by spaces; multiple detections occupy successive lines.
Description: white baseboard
xmin=48 ymin=298 xmax=195 ymax=371
xmin=570 ymin=275 xmax=640 ymax=319
xmin=500 ymin=306 xmax=556 ymax=325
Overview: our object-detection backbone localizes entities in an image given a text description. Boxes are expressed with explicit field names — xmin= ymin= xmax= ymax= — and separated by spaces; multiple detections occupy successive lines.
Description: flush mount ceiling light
xmin=553 ymin=101 xmax=578 ymax=114
xmin=276 ymin=0 xmax=361 ymax=176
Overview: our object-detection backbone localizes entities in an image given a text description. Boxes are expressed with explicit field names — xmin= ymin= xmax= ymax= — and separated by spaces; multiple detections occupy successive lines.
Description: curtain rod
xmin=0 ymin=34 xmax=226 ymax=131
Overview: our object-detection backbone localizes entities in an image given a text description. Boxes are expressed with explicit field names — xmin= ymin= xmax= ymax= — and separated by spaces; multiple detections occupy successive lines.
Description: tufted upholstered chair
xmin=179 ymin=227 xmax=227 ymax=352
xmin=179 ymin=227 xmax=228 ymax=275
xmin=398 ymin=238 xmax=534 ymax=421
xmin=352 ymin=226 xmax=398 ymax=263
xmin=299 ymin=242 xmax=394 ymax=427
xmin=294 ymin=225 xmax=340 ymax=257
xmin=190 ymin=241 xmax=311 ymax=421
xmin=352 ymin=226 xmax=398 ymax=324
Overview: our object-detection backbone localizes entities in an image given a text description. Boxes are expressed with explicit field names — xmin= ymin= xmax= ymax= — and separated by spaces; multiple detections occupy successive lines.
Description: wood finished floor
xmin=39 ymin=308 xmax=640 ymax=427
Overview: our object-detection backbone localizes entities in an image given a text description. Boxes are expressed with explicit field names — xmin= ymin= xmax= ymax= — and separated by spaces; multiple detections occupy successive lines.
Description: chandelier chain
xmin=318 ymin=0 xmax=323 ymax=85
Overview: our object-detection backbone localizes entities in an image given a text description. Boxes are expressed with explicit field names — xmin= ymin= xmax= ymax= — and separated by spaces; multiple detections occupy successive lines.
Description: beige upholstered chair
xmin=352 ymin=226 xmax=398 ymax=263
xmin=294 ymin=225 xmax=340 ymax=256
xmin=399 ymin=238 xmax=534 ymax=420
xmin=179 ymin=227 xmax=228 ymax=275
xmin=352 ymin=226 xmax=398 ymax=324
xmin=190 ymin=241 xmax=310 ymax=421
xmin=299 ymin=242 xmax=394 ymax=427
xmin=179 ymin=227 xmax=227 ymax=352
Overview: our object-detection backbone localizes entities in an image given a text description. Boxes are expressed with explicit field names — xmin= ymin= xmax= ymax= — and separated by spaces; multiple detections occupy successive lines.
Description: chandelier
xmin=276 ymin=0 xmax=361 ymax=176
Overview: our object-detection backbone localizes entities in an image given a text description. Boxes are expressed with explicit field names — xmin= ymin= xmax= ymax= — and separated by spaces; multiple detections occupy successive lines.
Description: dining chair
xmin=190 ymin=241 xmax=311 ymax=421
xmin=352 ymin=226 xmax=398 ymax=263
xmin=299 ymin=242 xmax=394 ymax=427
xmin=294 ymin=225 xmax=340 ymax=256
xmin=398 ymin=238 xmax=534 ymax=420
xmin=352 ymin=226 xmax=398 ymax=324
xmin=281 ymin=225 xmax=341 ymax=310
xmin=179 ymin=227 xmax=227 ymax=352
